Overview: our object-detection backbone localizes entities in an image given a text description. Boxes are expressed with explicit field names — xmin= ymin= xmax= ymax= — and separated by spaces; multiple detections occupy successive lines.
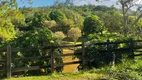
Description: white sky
xmin=73 ymin=0 xmax=117 ymax=6
xmin=73 ymin=0 xmax=142 ymax=10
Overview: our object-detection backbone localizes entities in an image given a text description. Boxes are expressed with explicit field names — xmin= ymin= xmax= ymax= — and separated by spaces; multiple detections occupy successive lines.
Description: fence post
xmin=112 ymin=53 xmax=116 ymax=68
xmin=106 ymin=39 xmax=110 ymax=52
xmin=50 ymin=45 xmax=55 ymax=73
xmin=82 ymin=40 xmax=85 ymax=70
xmin=130 ymin=39 xmax=134 ymax=59
xmin=7 ymin=45 xmax=12 ymax=78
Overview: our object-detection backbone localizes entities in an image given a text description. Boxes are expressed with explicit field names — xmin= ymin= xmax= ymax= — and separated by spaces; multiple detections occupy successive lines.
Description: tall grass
xmin=88 ymin=58 xmax=142 ymax=80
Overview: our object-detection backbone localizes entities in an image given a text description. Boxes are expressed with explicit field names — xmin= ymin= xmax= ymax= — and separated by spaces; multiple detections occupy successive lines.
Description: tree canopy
xmin=83 ymin=15 xmax=104 ymax=36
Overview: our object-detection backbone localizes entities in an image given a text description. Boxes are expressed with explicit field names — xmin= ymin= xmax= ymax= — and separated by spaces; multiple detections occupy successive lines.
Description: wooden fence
xmin=0 ymin=39 xmax=142 ymax=78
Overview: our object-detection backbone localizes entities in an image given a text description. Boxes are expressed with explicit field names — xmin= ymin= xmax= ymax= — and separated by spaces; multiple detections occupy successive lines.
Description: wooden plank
xmin=0 ymin=59 xmax=6 ymax=62
xmin=13 ymin=56 xmax=50 ymax=62
xmin=130 ymin=39 xmax=134 ymax=59
xmin=94 ymin=41 xmax=130 ymax=46
xmin=0 ymin=70 xmax=6 ymax=74
xmin=55 ymin=44 xmax=82 ymax=48
xmin=82 ymin=41 xmax=85 ymax=70
xmin=134 ymin=54 xmax=142 ymax=56
xmin=12 ymin=46 xmax=51 ymax=52
xmin=50 ymin=46 xmax=55 ymax=73
xmin=54 ymin=53 xmax=75 ymax=58
xmin=98 ymin=47 xmax=130 ymax=53
xmin=12 ymin=44 xmax=81 ymax=52
xmin=12 ymin=47 xmax=37 ymax=52
xmin=135 ymin=50 xmax=142 ymax=52
xmin=0 ymin=49 xmax=6 ymax=52
xmin=85 ymin=47 xmax=131 ymax=55
xmin=7 ymin=45 xmax=11 ymax=78
xmin=12 ymin=66 xmax=40 ymax=72
xmin=134 ymin=46 xmax=142 ymax=49
xmin=55 ymin=61 xmax=81 ymax=67
xmin=134 ymin=40 xmax=142 ymax=42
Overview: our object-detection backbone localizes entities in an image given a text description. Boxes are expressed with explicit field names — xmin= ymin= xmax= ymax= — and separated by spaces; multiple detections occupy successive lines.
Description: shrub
xmin=68 ymin=28 xmax=81 ymax=44
xmin=55 ymin=31 xmax=66 ymax=43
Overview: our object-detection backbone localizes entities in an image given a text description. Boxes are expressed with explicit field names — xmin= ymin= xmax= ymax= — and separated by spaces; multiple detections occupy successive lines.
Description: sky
xmin=17 ymin=0 xmax=118 ymax=8
xmin=17 ymin=0 xmax=142 ymax=9
xmin=17 ymin=0 xmax=56 ymax=7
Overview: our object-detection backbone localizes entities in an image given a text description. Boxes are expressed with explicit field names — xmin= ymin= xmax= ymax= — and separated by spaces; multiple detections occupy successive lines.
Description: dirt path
xmin=62 ymin=49 xmax=79 ymax=72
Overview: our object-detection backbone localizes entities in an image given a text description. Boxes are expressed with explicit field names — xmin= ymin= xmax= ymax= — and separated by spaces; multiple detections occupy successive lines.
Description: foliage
xmin=68 ymin=27 xmax=81 ymax=43
xmin=0 ymin=19 xmax=16 ymax=40
xmin=95 ymin=10 xmax=122 ymax=33
xmin=60 ymin=19 xmax=75 ymax=34
xmin=87 ymin=58 xmax=142 ymax=80
xmin=60 ymin=8 xmax=84 ymax=29
xmin=54 ymin=31 xmax=66 ymax=43
xmin=1 ymin=0 xmax=142 ymax=78
xmin=31 ymin=12 xmax=48 ymax=28
xmin=42 ymin=20 xmax=57 ymax=29
xmin=83 ymin=15 xmax=104 ymax=36
xmin=0 ymin=0 xmax=18 ymax=40
xmin=7 ymin=9 xmax=25 ymax=28
xmin=49 ymin=10 xmax=67 ymax=23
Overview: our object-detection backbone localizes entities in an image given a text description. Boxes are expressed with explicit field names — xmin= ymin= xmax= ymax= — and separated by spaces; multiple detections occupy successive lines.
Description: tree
xmin=95 ymin=10 xmax=122 ymax=33
xmin=61 ymin=19 xmax=75 ymax=34
xmin=117 ymin=0 xmax=142 ymax=35
xmin=7 ymin=9 xmax=25 ymax=28
xmin=49 ymin=10 xmax=67 ymax=23
xmin=0 ymin=0 xmax=18 ymax=40
xmin=83 ymin=15 xmax=104 ymax=36
xmin=31 ymin=12 xmax=46 ymax=28
xmin=42 ymin=20 xmax=57 ymax=29
xmin=60 ymin=8 xmax=84 ymax=29
xmin=68 ymin=28 xmax=81 ymax=44
xmin=0 ymin=19 xmax=16 ymax=40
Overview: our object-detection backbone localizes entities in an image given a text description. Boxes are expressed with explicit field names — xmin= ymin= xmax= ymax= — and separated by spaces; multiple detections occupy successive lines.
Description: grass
xmin=4 ymin=72 xmax=104 ymax=80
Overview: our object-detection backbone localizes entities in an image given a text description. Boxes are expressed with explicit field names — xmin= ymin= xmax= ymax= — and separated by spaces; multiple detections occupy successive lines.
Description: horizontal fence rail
xmin=55 ymin=61 xmax=81 ymax=67
xmin=13 ymin=56 xmax=50 ymax=62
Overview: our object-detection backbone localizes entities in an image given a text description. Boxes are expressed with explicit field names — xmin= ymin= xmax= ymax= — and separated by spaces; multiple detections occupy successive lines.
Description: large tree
xmin=49 ymin=10 xmax=67 ymax=23
xmin=0 ymin=0 xmax=20 ymax=40
xmin=117 ymin=0 xmax=142 ymax=35
xmin=95 ymin=9 xmax=122 ymax=33
xmin=83 ymin=15 xmax=104 ymax=36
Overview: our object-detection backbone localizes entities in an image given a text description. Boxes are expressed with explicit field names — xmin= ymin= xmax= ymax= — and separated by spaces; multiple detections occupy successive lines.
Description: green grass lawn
xmin=4 ymin=72 xmax=104 ymax=80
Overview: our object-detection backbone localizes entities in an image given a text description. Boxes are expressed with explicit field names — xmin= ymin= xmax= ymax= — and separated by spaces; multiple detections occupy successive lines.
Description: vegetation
xmin=0 ymin=0 xmax=142 ymax=79
xmin=83 ymin=15 xmax=104 ymax=36
xmin=68 ymin=27 xmax=81 ymax=44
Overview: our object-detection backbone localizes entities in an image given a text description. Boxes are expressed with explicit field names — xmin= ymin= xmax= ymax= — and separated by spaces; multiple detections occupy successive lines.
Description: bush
xmin=68 ymin=27 xmax=81 ymax=44
xmin=55 ymin=31 xmax=66 ymax=43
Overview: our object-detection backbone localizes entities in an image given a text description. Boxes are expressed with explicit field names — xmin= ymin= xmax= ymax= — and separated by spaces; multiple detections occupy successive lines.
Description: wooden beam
xmin=55 ymin=61 xmax=81 ymax=67
xmin=13 ymin=56 xmax=50 ymax=62
xmin=12 ymin=66 xmax=40 ymax=72
xmin=7 ymin=45 xmax=12 ymax=78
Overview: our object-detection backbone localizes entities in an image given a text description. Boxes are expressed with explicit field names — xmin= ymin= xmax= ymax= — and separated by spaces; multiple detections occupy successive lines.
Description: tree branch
xmin=131 ymin=13 xmax=142 ymax=27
